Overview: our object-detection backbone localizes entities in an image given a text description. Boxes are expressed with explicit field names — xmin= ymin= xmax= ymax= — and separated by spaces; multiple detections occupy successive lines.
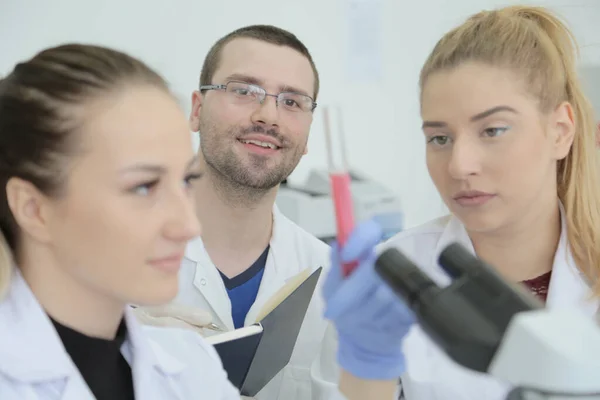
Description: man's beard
xmin=199 ymin=120 xmax=304 ymax=193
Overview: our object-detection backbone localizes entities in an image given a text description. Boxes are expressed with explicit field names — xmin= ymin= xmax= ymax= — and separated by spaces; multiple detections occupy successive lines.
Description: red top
xmin=521 ymin=271 xmax=552 ymax=302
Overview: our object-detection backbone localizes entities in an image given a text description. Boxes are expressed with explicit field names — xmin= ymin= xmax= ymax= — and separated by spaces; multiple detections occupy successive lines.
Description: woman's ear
xmin=5 ymin=178 xmax=53 ymax=244
xmin=551 ymin=101 xmax=576 ymax=160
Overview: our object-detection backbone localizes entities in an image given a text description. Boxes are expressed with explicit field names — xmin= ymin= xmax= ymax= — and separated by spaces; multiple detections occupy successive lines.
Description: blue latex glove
xmin=323 ymin=219 xmax=416 ymax=380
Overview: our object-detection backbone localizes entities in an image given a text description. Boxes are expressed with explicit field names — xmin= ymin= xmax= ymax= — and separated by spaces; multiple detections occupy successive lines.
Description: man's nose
xmin=251 ymin=94 xmax=280 ymax=128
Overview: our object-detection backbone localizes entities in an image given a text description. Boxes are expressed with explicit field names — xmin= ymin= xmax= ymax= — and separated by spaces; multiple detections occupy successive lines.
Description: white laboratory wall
xmin=1 ymin=0 xmax=598 ymax=228
xmin=581 ymin=66 xmax=600 ymax=117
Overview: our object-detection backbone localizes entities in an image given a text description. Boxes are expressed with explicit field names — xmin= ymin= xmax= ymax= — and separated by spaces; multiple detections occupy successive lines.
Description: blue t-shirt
xmin=219 ymin=246 xmax=269 ymax=329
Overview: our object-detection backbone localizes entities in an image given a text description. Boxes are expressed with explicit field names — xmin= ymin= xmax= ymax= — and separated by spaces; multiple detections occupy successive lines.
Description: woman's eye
xmin=483 ymin=126 xmax=509 ymax=137
xmin=130 ymin=180 xmax=158 ymax=196
xmin=183 ymin=172 xmax=203 ymax=188
xmin=427 ymin=135 xmax=450 ymax=146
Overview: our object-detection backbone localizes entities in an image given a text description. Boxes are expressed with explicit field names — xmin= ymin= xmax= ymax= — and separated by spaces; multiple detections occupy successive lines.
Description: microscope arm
xmin=491 ymin=309 xmax=600 ymax=397
xmin=375 ymin=244 xmax=600 ymax=398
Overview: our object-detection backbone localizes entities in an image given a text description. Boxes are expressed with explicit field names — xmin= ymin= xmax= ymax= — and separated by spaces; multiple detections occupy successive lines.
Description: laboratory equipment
xmin=276 ymin=169 xmax=403 ymax=243
xmin=277 ymin=108 xmax=402 ymax=245
xmin=322 ymin=106 xmax=357 ymax=275
xmin=375 ymin=244 xmax=600 ymax=400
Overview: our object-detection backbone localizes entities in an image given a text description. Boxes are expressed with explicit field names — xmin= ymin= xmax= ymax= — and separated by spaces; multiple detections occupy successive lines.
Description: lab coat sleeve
xmin=308 ymin=322 xmax=342 ymax=399
xmin=308 ymin=322 xmax=350 ymax=400
xmin=309 ymin=323 xmax=403 ymax=400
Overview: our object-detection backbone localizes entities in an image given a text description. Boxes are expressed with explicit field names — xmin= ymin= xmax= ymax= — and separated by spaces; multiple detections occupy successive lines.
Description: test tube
xmin=323 ymin=106 xmax=358 ymax=276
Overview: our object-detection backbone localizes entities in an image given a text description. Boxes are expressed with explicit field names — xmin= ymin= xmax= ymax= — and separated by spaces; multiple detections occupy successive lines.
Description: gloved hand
xmin=323 ymin=218 xmax=416 ymax=380
xmin=132 ymin=303 xmax=213 ymax=335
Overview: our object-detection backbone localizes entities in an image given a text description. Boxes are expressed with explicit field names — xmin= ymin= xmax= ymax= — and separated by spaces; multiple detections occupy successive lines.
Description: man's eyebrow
xmin=223 ymin=74 xmax=262 ymax=86
xmin=224 ymin=74 xmax=312 ymax=98
xmin=280 ymin=84 xmax=311 ymax=98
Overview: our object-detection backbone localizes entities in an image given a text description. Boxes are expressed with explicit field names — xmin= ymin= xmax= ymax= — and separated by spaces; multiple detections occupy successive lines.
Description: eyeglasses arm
xmin=199 ymin=84 xmax=226 ymax=92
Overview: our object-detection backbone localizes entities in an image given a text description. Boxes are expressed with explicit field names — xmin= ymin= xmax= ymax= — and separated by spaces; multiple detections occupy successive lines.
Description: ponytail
xmin=513 ymin=6 xmax=600 ymax=295
xmin=554 ymin=48 xmax=600 ymax=296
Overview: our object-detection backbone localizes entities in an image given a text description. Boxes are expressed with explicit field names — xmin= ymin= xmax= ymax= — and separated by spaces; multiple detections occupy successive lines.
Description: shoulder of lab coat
xmin=184 ymin=204 xmax=331 ymax=276
xmin=379 ymin=203 xmax=600 ymax=400
xmin=270 ymin=204 xmax=331 ymax=270
xmin=178 ymin=204 xmax=335 ymax=400
xmin=0 ymin=269 xmax=239 ymax=400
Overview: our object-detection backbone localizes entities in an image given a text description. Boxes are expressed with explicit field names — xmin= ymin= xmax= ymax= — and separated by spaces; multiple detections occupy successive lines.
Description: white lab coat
xmin=387 ymin=206 xmax=599 ymax=399
xmin=312 ymin=202 xmax=599 ymax=400
xmin=0 ymin=269 xmax=241 ymax=400
xmin=171 ymin=205 xmax=336 ymax=400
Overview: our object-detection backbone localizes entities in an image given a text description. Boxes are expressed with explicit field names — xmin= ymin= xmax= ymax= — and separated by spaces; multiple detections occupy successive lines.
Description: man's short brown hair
xmin=199 ymin=25 xmax=320 ymax=101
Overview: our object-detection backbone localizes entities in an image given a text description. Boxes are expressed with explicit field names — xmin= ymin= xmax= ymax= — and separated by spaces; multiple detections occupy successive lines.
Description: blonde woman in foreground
xmin=319 ymin=5 xmax=600 ymax=400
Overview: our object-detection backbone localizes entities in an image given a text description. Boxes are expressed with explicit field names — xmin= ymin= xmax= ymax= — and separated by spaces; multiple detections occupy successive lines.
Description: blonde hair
xmin=420 ymin=6 xmax=600 ymax=295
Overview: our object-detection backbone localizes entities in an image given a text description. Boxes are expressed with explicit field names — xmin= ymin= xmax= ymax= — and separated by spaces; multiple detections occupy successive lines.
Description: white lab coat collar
xmin=0 ymin=268 xmax=185 ymax=388
xmin=0 ymin=268 xmax=73 ymax=383
xmin=184 ymin=204 xmax=286 ymax=269
xmin=121 ymin=301 xmax=185 ymax=375
xmin=183 ymin=205 xmax=290 ymax=330
xmin=184 ymin=234 xmax=235 ymax=329
xmin=432 ymin=201 xmax=598 ymax=317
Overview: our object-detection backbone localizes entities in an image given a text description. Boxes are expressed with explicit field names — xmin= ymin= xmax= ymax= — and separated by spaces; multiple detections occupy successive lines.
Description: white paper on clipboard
xmin=345 ymin=0 xmax=384 ymax=83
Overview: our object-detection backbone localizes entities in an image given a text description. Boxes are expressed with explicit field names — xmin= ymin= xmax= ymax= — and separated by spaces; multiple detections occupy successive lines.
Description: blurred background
xmin=2 ymin=0 xmax=598 ymax=234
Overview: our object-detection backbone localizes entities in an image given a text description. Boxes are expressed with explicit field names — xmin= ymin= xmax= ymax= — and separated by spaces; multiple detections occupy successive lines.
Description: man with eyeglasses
xmin=171 ymin=25 xmax=336 ymax=400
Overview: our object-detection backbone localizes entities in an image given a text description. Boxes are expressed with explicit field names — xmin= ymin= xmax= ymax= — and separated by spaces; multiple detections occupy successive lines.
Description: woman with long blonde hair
xmin=321 ymin=5 xmax=600 ymax=400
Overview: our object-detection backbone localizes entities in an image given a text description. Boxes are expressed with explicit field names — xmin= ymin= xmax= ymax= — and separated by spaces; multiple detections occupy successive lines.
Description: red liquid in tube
xmin=330 ymin=171 xmax=358 ymax=276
